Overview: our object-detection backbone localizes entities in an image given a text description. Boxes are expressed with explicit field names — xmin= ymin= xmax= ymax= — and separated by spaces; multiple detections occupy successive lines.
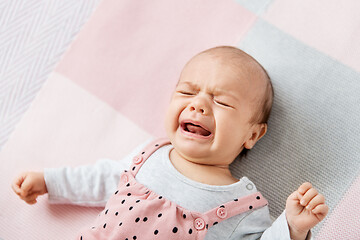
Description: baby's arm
xmin=11 ymin=140 xmax=149 ymax=205
xmin=44 ymin=159 xmax=125 ymax=206
xmin=286 ymin=182 xmax=329 ymax=240
xmin=12 ymin=159 xmax=129 ymax=206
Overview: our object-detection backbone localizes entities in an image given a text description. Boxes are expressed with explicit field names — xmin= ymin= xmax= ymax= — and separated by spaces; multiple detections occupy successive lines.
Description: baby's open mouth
xmin=181 ymin=122 xmax=211 ymax=137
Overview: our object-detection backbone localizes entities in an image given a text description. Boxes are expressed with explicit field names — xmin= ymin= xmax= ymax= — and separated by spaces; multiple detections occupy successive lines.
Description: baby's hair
xmin=197 ymin=46 xmax=274 ymax=159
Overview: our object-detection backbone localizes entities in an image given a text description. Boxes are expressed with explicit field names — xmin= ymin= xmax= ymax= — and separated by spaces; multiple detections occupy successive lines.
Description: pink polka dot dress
xmin=77 ymin=139 xmax=268 ymax=240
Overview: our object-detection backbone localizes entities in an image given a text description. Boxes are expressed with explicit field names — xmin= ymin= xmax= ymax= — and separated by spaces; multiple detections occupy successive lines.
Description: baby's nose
xmin=190 ymin=105 xmax=205 ymax=114
xmin=189 ymin=97 xmax=209 ymax=115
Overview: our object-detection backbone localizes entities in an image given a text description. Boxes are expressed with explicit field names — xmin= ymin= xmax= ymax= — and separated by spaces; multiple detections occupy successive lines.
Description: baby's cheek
xmin=164 ymin=109 xmax=179 ymax=135
xmin=164 ymin=116 xmax=174 ymax=136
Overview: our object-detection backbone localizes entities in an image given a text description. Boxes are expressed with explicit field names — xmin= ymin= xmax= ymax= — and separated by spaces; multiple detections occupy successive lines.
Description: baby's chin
xmin=172 ymin=136 xmax=215 ymax=158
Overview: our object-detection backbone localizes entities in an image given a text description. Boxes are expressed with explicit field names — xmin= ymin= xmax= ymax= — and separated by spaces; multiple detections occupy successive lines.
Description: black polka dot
xmin=142 ymin=151 xmax=145 ymax=154
xmin=213 ymin=222 xmax=218 ymax=225
xmin=115 ymin=190 xmax=119 ymax=194
xmin=154 ymin=230 xmax=159 ymax=235
xmin=126 ymin=183 xmax=130 ymax=187
xmin=115 ymin=212 xmax=118 ymax=216
xmin=125 ymin=238 xmax=128 ymax=240
xmin=124 ymin=170 xmax=128 ymax=172
xmin=143 ymin=217 xmax=148 ymax=222
xmin=256 ymin=196 xmax=261 ymax=200
xmin=155 ymin=144 xmax=159 ymax=147
xmin=133 ymin=236 xmax=137 ymax=240
xmin=129 ymin=206 xmax=133 ymax=210
xmin=206 ymin=224 xmax=208 ymax=229
xmin=119 ymin=222 xmax=122 ymax=226
xmin=127 ymin=193 xmax=131 ymax=196
xmin=122 ymin=199 xmax=126 ymax=204
xmin=158 ymin=213 xmax=162 ymax=218
xmin=135 ymin=217 xmax=140 ymax=223
xmin=158 ymin=196 xmax=163 ymax=199
xmin=183 ymin=214 xmax=186 ymax=219
xmin=172 ymin=227 xmax=178 ymax=233
xmin=220 ymin=205 xmax=225 ymax=208
xmin=188 ymin=228 xmax=193 ymax=234
xmin=145 ymin=191 xmax=150 ymax=194
xmin=105 ymin=209 xmax=108 ymax=214
xmin=80 ymin=236 xmax=82 ymax=240
xmin=234 ymin=198 xmax=238 ymax=201
xmin=132 ymin=166 xmax=136 ymax=171
xmin=136 ymin=200 xmax=140 ymax=203
xmin=103 ymin=223 xmax=107 ymax=228
xmin=249 ymin=206 xmax=253 ymax=210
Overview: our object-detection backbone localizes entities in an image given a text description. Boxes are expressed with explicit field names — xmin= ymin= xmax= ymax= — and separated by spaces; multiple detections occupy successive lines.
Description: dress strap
xmin=129 ymin=138 xmax=170 ymax=176
xmin=203 ymin=192 xmax=268 ymax=226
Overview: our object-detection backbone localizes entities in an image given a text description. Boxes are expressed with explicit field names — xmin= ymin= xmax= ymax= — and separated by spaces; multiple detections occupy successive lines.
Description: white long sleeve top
xmin=44 ymin=139 xmax=311 ymax=240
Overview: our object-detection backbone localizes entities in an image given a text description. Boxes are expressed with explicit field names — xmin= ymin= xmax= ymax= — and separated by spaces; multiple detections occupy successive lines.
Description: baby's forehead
xmin=202 ymin=49 xmax=264 ymax=76
xmin=188 ymin=50 xmax=267 ymax=87
xmin=185 ymin=48 xmax=258 ymax=78
xmin=181 ymin=54 xmax=266 ymax=101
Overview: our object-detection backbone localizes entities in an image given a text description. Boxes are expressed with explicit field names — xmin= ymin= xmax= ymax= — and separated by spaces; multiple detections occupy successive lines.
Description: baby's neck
xmin=169 ymin=148 xmax=239 ymax=186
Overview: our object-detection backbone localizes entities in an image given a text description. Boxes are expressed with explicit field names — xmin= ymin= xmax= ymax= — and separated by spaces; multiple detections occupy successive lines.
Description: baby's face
xmin=165 ymin=53 xmax=266 ymax=166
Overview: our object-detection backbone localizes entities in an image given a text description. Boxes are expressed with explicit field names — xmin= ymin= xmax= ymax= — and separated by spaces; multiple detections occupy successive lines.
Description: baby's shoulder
xmin=239 ymin=176 xmax=261 ymax=193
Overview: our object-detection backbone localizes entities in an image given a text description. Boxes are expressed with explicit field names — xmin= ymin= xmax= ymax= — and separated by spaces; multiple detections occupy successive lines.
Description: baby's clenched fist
xmin=286 ymin=182 xmax=329 ymax=240
xmin=12 ymin=172 xmax=48 ymax=205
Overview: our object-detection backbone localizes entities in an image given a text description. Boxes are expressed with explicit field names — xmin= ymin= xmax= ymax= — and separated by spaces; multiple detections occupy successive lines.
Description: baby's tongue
xmin=187 ymin=124 xmax=210 ymax=136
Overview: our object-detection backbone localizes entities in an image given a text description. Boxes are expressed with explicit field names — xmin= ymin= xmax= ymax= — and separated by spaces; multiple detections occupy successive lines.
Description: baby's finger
xmin=300 ymin=188 xmax=318 ymax=206
xmin=312 ymin=204 xmax=329 ymax=220
xmin=20 ymin=192 xmax=38 ymax=204
xmin=11 ymin=175 xmax=25 ymax=195
xmin=26 ymin=198 xmax=37 ymax=205
xmin=298 ymin=182 xmax=313 ymax=195
xmin=306 ymin=194 xmax=325 ymax=211
xmin=11 ymin=181 xmax=22 ymax=196
xmin=20 ymin=177 xmax=34 ymax=197
xmin=287 ymin=190 xmax=300 ymax=202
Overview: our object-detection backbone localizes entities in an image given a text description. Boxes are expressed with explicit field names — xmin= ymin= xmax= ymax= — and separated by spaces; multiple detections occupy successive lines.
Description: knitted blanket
xmin=1 ymin=0 xmax=359 ymax=239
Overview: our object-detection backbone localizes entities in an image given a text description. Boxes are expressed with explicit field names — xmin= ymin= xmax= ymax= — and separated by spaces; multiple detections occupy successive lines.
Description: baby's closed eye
xmin=214 ymin=99 xmax=232 ymax=108
xmin=177 ymin=90 xmax=196 ymax=95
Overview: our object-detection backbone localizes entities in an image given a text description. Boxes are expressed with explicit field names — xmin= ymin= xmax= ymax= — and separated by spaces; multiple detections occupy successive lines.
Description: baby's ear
xmin=243 ymin=123 xmax=267 ymax=149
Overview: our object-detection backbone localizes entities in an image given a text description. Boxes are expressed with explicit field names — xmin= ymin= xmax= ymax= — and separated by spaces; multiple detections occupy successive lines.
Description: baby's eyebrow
xmin=177 ymin=81 xmax=198 ymax=89
xmin=212 ymin=88 xmax=238 ymax=101
xmin=178 ymin=81 xmax=239 ymax=101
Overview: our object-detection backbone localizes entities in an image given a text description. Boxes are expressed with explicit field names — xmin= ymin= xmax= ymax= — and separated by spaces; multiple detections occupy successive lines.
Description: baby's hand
xmin=285 ymin=182 xmax=329 ymax=240
xmin=12 ymin=172 xmax=48 ymax=205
